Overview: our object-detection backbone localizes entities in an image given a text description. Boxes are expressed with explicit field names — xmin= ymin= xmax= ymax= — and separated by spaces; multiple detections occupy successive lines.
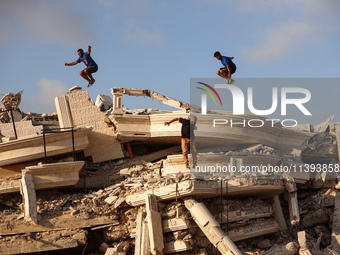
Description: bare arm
xmin=87 ymin=45 xmax=91 ymax=55
xmin=164 ymin=118 xmax=180 ymax=126
xmin=65 ymin=61 xmax=78 ymax=66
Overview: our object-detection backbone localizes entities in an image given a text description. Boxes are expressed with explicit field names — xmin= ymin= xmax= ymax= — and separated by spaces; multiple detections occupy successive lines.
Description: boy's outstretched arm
xmin=164 ymin=118 xmax=180 ymax=126
xmin=65 ymin=61 xmax=77 ymax=66
xmin=87 ymin=45 xmax=92 ymax=55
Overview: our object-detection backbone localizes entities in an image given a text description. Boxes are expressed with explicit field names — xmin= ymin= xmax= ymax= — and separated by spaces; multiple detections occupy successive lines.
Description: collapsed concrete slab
xmin=0 ymin=127 xmax=91 ymax=166
xmin=0 ymin=161 xmax=84 ymax=194
xmin=0 ymin=229 xmax=87 ymax=255
xmin=125 ymin=179 xmax=285 ymax=207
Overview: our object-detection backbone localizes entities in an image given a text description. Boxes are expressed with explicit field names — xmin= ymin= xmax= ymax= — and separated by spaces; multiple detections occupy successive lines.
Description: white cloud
xmin=243 ymin=21 xmax=312 ymax=62
xmin=21 ymin=79 xmax=68 ymax=114
xmin=123 ymin=19 xmax=164 ymax=46
xmin=0 ymin=0 xmax=94 ymax=46
xmin=241 ymin=0 xmax=340 ymax=62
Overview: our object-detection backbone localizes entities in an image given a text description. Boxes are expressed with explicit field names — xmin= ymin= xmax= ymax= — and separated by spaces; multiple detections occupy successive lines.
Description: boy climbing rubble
xmin=164 ymin=115 xmax=197 ymax=168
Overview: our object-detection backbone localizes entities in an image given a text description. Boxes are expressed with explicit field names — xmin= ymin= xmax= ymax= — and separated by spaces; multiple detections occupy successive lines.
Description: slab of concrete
xmin=125 ymin=179 xmax=285 ymax=207
xmin=0 ymin=161 xmax=84 ymax=195
xmin=0 ymin=127 xmax=91 ymax=166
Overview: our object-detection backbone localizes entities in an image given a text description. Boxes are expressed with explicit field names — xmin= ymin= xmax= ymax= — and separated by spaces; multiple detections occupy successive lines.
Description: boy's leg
xmin=80 ymin=69 xmax=91 ymax=82
xmin=217 ymin=68 xmax=229 ymax=79
xmin=84 ymin=66 xmax=98 ymax=83
xmin=181 ymin=138 xmax=190 ymax=166
xmin=85 ymin=68 xmax=94 ymax=81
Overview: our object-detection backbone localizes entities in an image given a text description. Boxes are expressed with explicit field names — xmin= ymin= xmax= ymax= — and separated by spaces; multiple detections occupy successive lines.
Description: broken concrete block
xmin=135 ymin=212 xmax=144 ymax=255
xmin=20 ymin=173 xmax=37 ymax=224
xmin=288 ymin=191 xmax=300 ymax=225
xmin=104 ymin=248 xmax=115 ymax=255
xmin=261 ymin=241 xmax=299 ymax=255
xmin=146 ymin=194 xmax=164 ymax=254
xmin=105 ymin=195 xmax=118 ymax=204
xmin=1 ymin=90 xmax=23 ymax=109
xmin=273 ymin=195 xmax=288 ymax=231
xmin=95 ymin=94 xmax=113 ymax=111
xmin=141 ymin=218 xmax=150 ymax=255
xmin=314 ymin=116 xmax=334 ymax=133
xmin=301 ymin=208 xmax=329 ymax=228
xmin=55 ymin=95 xmax=73 ymax=128
xmin=162 ymin=217 xmax=190 ymax=233
xmin=164 ymin=240 xmax=193 ymax=254
xmin=298 ymin=231 xmax=312 ymax=255
xmin=69 ymin=86 xmax=82 ymax=92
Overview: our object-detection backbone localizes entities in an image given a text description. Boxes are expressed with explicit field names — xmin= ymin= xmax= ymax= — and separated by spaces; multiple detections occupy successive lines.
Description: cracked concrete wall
xmin=67 ymin=89 xmax=124 ymax=163
xmin=0 ymin=120 xmax=41 ymax=139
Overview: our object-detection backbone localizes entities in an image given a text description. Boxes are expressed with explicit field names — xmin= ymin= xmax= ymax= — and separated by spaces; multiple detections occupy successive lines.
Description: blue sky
xmin=1 ymin=0 xmax=339 ymax=124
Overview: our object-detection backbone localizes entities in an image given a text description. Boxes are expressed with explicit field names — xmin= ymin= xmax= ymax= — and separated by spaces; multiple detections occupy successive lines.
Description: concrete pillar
xmin=184 ymin=197 xmax=242 ymax=255
xmin=146 ymin=194 xmax=164 ymax=254
xmin=112 ymin=92 xmax=124 ymax=115
xmin=20 ymin=174 xmax=37 ymax=224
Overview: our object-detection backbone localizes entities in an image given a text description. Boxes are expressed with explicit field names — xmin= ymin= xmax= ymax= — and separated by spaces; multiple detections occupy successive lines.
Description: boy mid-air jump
xmin=65 ymin=45 xmax=98 ymax=88
xmin=214 ymin=51 xmax=236 ymax=84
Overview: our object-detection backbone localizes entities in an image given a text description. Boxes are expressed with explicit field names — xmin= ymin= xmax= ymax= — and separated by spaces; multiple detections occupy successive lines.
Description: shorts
xmin=85 ymin=65 xmax=98 ymax=73
xmin=220 ymin=65 xmax=236 ymax=75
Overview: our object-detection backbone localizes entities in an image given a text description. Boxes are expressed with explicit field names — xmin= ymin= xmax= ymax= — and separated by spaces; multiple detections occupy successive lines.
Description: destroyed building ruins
xmin=1 ymin=87 xmax=340 ymax=255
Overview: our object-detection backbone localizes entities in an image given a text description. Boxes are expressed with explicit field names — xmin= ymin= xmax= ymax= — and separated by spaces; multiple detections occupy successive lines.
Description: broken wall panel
xmin=55 ymin=95 xmax=73 ymax=128
xmin=67 ymin=89 xmax=124 ymax=163
xmin=0 ymin=120 xmax=41 ymax=139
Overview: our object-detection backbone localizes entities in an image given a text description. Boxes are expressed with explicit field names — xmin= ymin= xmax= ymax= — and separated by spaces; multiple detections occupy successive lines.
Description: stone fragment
xmin=261 ymin=241 xmax=299 ymax=255
xmin=20 ymin=173 xmax=37 ymax=224
xmin=146 ymin=194 xmax=164 ymax=254
xmin=301 ymin=208 xmax=329 ymax=228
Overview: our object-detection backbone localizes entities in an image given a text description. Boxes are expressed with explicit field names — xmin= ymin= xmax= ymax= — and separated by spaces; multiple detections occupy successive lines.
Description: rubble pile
xmin=0 ymin=88 xmax=340 ymax=254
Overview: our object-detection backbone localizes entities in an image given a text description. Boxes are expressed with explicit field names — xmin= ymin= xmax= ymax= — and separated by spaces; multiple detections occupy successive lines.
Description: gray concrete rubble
xmin=0 ymin=87 xmax=340 ymax=254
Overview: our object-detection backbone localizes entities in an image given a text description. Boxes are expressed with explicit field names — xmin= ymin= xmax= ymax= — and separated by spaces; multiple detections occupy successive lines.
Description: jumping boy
xmin=214 ymin=51 xmax=236 ymax=83
xmin=65 ymin=45 xmax=98 ymax=88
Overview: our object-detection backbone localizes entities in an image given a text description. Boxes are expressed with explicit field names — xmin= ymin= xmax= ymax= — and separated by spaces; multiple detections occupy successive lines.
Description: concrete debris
xmin=0 ymin=88 xmax=340 ymax=255
xmin=1 ymin=90 xmax=23 ymax=110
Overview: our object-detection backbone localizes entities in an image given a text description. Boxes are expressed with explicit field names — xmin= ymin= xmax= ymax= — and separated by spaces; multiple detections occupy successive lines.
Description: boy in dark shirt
xmin=214 ymin=51 xmax=236 ymax=83
xmin=164 ymin=115 xmax=197 ymax=168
